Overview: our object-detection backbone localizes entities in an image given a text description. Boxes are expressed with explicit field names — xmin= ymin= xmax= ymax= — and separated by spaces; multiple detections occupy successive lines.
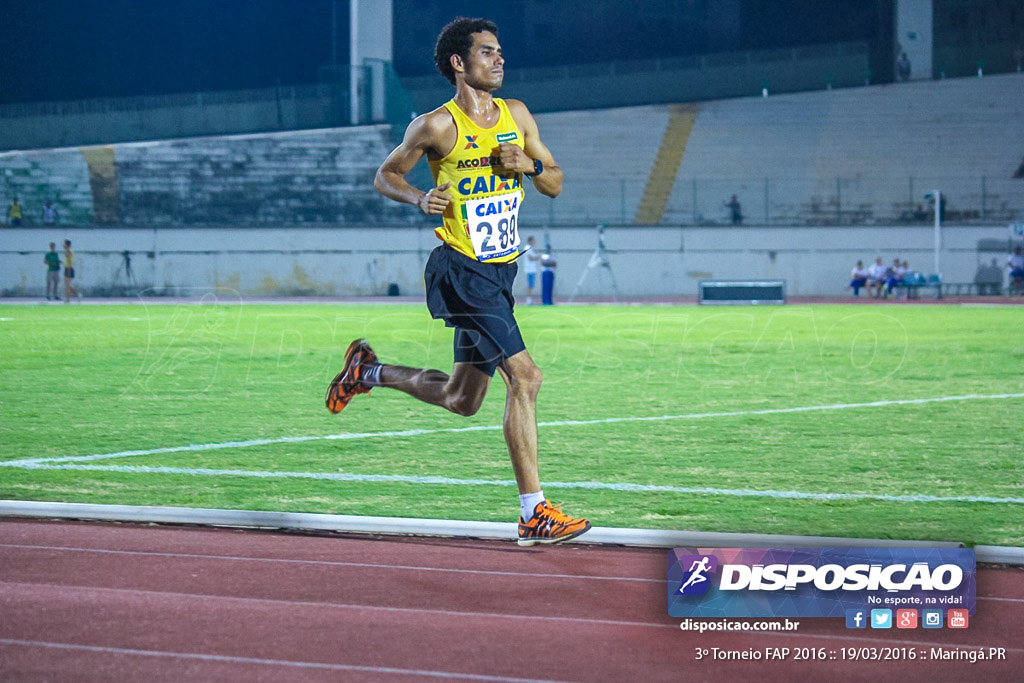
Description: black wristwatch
xmin=525 ymin=158 xmax=543 ymax=177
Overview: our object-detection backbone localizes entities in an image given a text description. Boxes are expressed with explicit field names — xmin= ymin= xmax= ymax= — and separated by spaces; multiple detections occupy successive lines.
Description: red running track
xmin=1 ymin=519 xmax=1022 ymax=682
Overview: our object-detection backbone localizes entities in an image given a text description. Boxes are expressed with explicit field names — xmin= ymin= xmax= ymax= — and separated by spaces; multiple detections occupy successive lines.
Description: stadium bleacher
xmin=532 ymin=72 xmax=1024 ymax=227
xmin=2 ymin=73 xmax=1022 ymax=230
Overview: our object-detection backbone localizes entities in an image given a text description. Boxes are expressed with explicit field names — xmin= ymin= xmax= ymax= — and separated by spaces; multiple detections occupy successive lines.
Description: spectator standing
xmin=63 ymin=239 xmax=82 ymax=302
xmin=42 ymin=201 xmax=59 ymax=225
xmin=8 ymin=198 xmax=24 ymax=226
xmin=44 ymin=242 xmax=61 ymax=300
xmin=724 ymin=195 xmax=743 ymax=225
xmin=896 ymin=52 xmax=911 ymax=81
xmin=522 ymin=235 xmax=540 ymax=304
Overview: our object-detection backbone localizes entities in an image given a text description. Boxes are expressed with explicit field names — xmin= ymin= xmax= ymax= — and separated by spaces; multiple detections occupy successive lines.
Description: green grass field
xmin=1 ymin=299 xmax=1022 ymax=547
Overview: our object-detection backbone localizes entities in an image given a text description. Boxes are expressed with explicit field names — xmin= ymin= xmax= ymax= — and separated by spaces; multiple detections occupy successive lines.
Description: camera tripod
xmin=112 ymin=250 xmax=139 ymax=295
xmin=568 ymin=224 xmax=620 ymax=303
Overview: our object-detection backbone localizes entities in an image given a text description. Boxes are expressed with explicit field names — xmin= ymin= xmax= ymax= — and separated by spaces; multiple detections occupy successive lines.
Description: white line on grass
xmin=5 ymin=392 xmax=1023 ymax=468
xmin=3 ymin=392 xmax=1022 ymax=507
xmin=9 ymin=462 xmax=1024 ymax=505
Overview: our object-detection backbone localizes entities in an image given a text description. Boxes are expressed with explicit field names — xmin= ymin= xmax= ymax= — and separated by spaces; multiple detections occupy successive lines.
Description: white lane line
xmin=5 ymin=392 xmax=1022 ymax=468
xmin=0 ymin=581 xmax=673 ymax=631
xmin=6 ymin=587 xmax=1021 ymax=656
xmin=0 ymin=639 xmax=573 ymax=682
xmin=0 ymin=543 xmax=662 ymax=583
xmin=6 ymin=545 xmax=1019 ymax=597
xmin=6 ymin=462 xmax=1024 ymax=505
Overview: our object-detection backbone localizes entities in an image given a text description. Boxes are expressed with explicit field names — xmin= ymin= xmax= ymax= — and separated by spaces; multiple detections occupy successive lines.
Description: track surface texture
xmin=1 ymin=519 xmax=1021 ymax=682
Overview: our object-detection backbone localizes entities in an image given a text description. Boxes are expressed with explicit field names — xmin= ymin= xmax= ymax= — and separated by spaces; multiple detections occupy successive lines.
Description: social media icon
xmin=922 ymin=610 xmax=943 ymax=629
xmin=948 ymin=609 xmax=969 ymax=629
xmin=870 ymin=609 xmax=892 ymax=629
xmin=846 ymin=609 xmax=867 ymax=629
xmin=896 ymin=609 xmax=918 ymax=629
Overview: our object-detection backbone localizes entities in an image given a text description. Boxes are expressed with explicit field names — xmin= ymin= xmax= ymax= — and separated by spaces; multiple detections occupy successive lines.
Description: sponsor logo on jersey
xmin=457 ymin=156 xmax=499 ymax=170
xmin=457 ymin=174 xmax=521 ymax=196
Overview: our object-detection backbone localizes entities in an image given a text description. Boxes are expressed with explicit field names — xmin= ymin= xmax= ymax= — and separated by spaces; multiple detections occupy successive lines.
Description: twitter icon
xmin=870 ymin=609 xmax=893 ymax=629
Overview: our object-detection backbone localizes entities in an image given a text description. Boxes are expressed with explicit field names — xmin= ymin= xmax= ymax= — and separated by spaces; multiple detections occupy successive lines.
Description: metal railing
xmin=521 ymin=175 xmax=1024 ymax=227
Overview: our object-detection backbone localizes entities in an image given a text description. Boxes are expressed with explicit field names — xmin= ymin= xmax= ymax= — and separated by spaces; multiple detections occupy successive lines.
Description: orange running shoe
xmin=325 ymin=339 xmax=378 ymax=414
xmin=517 ymin=500 xmax=591 ymax=546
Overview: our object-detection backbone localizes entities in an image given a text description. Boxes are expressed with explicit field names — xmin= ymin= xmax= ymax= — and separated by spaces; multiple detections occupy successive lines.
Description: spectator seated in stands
xmin=884 ymin=258 xmax=905 ymax=297
xmin=867 ymin=257 xmax=888 ymax=299
xmin=1008 ymin=246 xmax=1024 ymax=295
xmin=849 ymin=260 xmax=869 ymax=297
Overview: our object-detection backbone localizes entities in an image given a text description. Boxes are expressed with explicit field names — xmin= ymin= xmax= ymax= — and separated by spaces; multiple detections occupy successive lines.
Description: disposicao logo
xmin=667 ymin=548 xmax=976 ymax=619
xmin=676 ymin=555 xmax=718 ymax=595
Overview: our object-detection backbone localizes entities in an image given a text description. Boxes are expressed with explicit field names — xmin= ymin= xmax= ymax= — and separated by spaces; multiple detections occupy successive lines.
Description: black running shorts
xmin=424 ymin=244 xmax=526 ymax=376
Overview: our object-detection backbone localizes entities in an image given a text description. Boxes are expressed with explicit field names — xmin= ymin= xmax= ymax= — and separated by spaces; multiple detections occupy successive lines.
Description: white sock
xmin=520 ymin=491 xmax=546 ymax=521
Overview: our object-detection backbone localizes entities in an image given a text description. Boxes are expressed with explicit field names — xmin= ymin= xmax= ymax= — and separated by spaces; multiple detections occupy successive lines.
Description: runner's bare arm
xmin=375 ymin=112 xmax=454 ymax=215
xmin=500 ymin=99 xmax=563 ymax=198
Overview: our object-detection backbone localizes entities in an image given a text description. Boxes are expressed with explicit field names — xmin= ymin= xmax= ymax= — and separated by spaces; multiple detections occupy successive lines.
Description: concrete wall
xmin=2 ymin=224 xmax=1015 ymax=299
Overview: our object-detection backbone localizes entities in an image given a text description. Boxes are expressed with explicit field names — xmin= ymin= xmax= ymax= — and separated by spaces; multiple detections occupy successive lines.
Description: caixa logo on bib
xmin=667 ymin=548 xmax=976 ymax=618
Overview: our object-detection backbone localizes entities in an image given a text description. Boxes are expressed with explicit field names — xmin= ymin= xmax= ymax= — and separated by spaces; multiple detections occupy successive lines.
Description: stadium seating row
xmin=2 ymin=73 xmax=1021 ymax=228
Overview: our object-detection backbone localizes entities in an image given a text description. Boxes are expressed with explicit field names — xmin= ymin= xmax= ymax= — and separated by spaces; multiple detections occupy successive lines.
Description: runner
xmin=63 ymin=239 xmax=82 ymax=303
xmin=327 ymin=16 xmax=590 ymax=546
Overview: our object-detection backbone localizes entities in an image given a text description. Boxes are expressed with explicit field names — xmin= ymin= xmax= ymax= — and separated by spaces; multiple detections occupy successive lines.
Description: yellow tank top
xmin=429 ymin=98 xmax=525 ymax=263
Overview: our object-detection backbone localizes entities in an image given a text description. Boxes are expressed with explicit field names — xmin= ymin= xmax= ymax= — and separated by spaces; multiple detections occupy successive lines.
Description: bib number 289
xmin=476 ymin=216 xmax=517 ymax=255
xmin=467 ymin=191 xmax=521 ymax=262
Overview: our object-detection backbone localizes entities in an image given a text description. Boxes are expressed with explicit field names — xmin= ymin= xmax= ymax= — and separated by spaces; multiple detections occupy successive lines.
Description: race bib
xmin=466 ymin=191 xmax=521 ymax=262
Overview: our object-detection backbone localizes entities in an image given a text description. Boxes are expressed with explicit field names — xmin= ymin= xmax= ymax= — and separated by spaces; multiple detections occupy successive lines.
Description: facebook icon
xmin=846 ymin=609 xmax=867 ymax=629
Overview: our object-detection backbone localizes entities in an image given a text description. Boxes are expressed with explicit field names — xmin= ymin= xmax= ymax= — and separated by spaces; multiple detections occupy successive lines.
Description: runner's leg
xmin=495 ymin=350 xmax=542 ymax=494
xmin=377 ymin=361 xmax=491 ymax=417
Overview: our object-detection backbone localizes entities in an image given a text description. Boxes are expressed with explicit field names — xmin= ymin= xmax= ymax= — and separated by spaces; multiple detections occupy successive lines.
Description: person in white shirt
xmin=867 ymin=257 xmax=888 ymax=298
xmin=849 ymin=260 xmax=868 ymax=297
xmin=1008 ymin=246 xmax=1024 ymax=295
xmin=522 ymin=235 xmax=540 ymax=304
xmin=42 ymin=201 xmax=58 ymax=225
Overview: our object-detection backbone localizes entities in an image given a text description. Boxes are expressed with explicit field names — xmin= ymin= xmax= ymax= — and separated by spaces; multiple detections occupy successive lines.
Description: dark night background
xmin=0 ymin=0 xmax=893 ymax=106
xmin=2 ymin=0 xmax=1018 ymax=106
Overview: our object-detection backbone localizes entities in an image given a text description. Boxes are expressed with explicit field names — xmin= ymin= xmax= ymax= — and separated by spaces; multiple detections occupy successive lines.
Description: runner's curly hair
xmin=434 ymin=17 xmax=499 ymax=85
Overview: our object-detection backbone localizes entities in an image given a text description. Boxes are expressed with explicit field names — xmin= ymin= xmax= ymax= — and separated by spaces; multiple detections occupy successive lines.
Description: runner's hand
xmin=418 ymin=182 xmax=452 ymax=215
xmin=494 ymin=143 xmax=531 ymax=175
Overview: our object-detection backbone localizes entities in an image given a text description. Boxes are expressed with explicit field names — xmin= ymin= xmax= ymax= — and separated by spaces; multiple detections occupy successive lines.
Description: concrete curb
xmin=5 ymin=500 xmax=1019 ymax=565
